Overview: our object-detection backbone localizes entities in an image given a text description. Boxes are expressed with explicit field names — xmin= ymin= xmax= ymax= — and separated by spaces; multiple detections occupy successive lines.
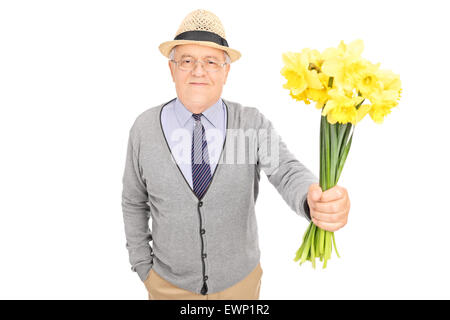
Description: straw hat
xmin=158 ymin=9 xmax=241 ymax=63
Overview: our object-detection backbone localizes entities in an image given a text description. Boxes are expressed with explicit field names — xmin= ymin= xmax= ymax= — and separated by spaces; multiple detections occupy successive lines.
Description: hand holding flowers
xmin=307 ymin=183 xmax=350 ymax=233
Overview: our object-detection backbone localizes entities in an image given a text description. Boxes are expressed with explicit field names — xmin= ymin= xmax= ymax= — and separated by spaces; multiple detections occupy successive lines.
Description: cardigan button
xmin=198 ymin=201 xmax=203 ymax=207
xmin=201 ymin=229 xmax=206 ymax=235
xmin=202 ymin=253 xmax=207 ymax=259
xmin=204 ymin=275 xmax=208 ymax=281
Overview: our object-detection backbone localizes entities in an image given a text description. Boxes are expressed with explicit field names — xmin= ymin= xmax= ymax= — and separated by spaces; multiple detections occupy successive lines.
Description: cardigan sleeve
xmin=121 ymin=126 xmax=154 ymax=283
xmin=255 ymin=109 xmax=318 ymax=221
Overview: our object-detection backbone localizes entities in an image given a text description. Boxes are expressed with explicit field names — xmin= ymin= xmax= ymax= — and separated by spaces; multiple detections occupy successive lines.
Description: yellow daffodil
xmin=355 ymin=103 xmax=372 ymax=123
xmin=368 ymin=90 xmax=400 ymax=123
xmin=309 ymin=72 xmax=330 ymax=109
xmin=289 ymin=90 xmax=310 ymax=104
xmin=350 ymin=59 xmax=382 ymax=98
xmin=321 ymin=39 xmax=365 ymax=92
xmin=368 ymin=103 xmax=392 ymax=124
xmin=281 ymin=49 xmax=326 ymax=104
xmin=365 ymin=69 xmax=402 ymax=123
xmin=322 ymin=88 xmax=364 ymax=124
xmin=281 ymin=52 xmax=308 ymax=98
xmin=376 ymin=68 xmax=402 ymax=102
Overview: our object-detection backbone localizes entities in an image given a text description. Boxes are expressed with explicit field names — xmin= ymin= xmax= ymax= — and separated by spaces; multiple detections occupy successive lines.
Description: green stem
xmin=322 ymin=231 xmax=328 ymax=268
xmin=335 ymin=131 xmax=354 ymax=184
xmin=335 ymin=123 xmax=347 ymax=176
xmin=295 ymin=110 xmax=349 ymax=269
xmin=310 ymin=224 xmax=316 ymax=269
xmin=320 ymin=114 xmax=326 ymax=190
xmin=315 ymin=222 xmax=320 ymax=254
xmin=323 ymin=231 xmax=332 ymax=268
xmin=329 ymin=122 xmax=338 ymax=188
xmin=300 ymin=222 xmax=314 ymax=264
xmin=335 ymin=123 xmax=346 ymax=153
xmin=332 ymin=232 xmax=340 ymax=258
xmin=294 ymin=221 xmax=312 ymax=261
xmin=338 ymin=123 xmax=352 ymax=160
xmin=319 ymin=226 xmax=325 ymax=256
xmin=324 ymin=117 xmax=331 ymax=191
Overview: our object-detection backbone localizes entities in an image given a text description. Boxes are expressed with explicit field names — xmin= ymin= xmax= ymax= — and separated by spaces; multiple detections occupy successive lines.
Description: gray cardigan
xmin=121 ymin=97 xmax=318 ymax=295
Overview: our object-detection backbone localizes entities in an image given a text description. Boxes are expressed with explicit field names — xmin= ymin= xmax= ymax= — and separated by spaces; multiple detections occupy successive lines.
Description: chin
xmin=188 ymin=97 xmax=210 ymax=105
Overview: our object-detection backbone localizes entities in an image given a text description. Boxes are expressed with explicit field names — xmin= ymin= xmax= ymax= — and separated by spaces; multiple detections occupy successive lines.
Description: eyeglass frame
xmin=169 ymin=56 xmax=228 ymax=72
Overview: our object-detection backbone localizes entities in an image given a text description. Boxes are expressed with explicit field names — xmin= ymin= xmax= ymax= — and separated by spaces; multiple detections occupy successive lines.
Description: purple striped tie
xmin=192 ymin=113 xmax=212 ymax=199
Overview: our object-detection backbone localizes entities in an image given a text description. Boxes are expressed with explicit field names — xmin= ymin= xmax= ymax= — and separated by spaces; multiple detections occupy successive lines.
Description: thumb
xmin=309 ymin=183 xmax=322 ymax=202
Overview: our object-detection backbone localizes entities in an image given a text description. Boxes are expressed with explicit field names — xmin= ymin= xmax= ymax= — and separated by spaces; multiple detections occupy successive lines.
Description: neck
xmin=179 ymin=97 xmax=219 ymax=114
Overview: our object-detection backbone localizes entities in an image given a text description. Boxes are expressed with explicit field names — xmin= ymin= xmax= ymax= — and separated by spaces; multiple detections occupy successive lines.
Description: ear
xmin=223 ymin=63 xmax=230 ymax=85
xmin=168 ymin=60 xmax=175 ymax=82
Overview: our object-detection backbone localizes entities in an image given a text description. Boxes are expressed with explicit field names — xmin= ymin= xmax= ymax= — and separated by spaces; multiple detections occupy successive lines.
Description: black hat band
xmin=174 ymin=30 xmax=229 ymax=47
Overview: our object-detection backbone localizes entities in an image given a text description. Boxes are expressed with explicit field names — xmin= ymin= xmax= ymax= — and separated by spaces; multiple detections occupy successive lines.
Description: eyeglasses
xmin=170 ymin=57 xmax=228 ymax=72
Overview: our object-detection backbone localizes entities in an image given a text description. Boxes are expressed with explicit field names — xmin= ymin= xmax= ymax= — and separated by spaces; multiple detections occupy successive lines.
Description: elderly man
xmin=121 ymin=9 xmax=350 ymax=300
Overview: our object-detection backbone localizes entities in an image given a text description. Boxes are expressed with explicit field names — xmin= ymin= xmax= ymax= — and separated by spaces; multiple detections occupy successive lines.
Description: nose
xmin=191 ymin=61 xmax=207 ymax=76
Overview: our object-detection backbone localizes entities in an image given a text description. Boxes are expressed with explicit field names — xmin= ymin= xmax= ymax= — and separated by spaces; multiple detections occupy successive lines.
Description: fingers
xmin=311 ymin=217 xmax=346 ymax=232
xmin=308 ymin=183 xmax=322 ymax=202
xmin=320 ymin=185 xmax=346 ymax=202
xmin=310 ymin=196 xmax=348 ymax=214
xmin=311 ymin=208 xmax=347 ymax=224
xmin=309 ymin=196 xmax=349 ymax=231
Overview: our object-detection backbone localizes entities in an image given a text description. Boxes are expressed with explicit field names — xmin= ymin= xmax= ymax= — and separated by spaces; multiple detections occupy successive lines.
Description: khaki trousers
xmin=144 ymin=262 xmax=263 ymax=300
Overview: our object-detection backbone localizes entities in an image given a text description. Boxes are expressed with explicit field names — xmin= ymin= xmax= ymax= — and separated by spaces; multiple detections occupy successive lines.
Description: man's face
xmin=168 ymin=44 xmax=230 ymax=111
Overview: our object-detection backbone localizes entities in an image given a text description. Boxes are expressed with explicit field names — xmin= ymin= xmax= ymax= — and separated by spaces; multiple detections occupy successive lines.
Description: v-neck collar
xmin=174 ymin=97 xmax=223 ymax=129
xmin=158 ymin=97 xmax=230 ymax=202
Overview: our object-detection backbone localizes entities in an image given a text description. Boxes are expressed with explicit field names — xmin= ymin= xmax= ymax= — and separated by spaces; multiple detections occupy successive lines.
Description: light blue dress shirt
xmin=160 ymin=97 xmax=227 ymax=189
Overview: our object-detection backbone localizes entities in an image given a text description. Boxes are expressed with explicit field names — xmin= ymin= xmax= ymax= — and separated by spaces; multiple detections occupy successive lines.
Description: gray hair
xmin=169 ymin=45 xmax=231 ymax=64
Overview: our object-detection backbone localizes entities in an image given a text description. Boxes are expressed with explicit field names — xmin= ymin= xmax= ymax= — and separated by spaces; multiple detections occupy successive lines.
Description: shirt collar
xmin=174 ymin=97 xmax=223 ymax=128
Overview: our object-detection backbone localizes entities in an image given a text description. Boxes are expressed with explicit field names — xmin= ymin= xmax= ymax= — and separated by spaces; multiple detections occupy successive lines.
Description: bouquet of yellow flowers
xmin=281 ymin=39 xmax=402 ymax=268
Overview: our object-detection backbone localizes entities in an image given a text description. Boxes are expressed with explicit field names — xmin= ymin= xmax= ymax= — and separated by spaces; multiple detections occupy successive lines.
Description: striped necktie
xmin=191 ymin=113 xmax=212 ymax=199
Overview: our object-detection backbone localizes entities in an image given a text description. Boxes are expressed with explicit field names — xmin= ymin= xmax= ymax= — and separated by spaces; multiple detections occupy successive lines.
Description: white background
xmin=0 ymin=0 xmax=448 ymax=299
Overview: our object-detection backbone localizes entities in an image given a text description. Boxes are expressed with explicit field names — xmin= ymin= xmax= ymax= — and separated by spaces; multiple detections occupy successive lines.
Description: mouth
xmin=190 ymin=82 xmax=208 ymax=86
